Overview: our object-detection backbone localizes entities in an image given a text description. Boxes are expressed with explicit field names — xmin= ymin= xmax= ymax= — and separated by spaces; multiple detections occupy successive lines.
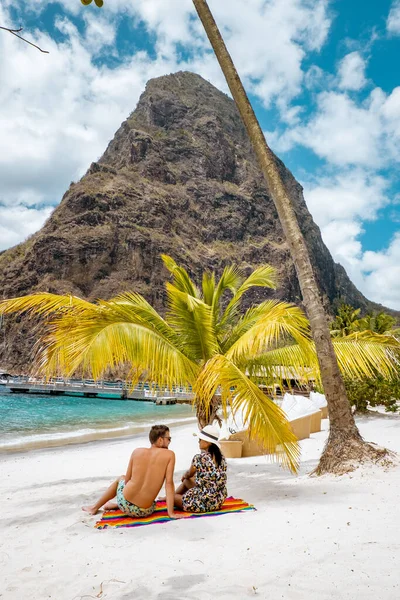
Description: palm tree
xmin=331 ymin=305 xmax=400 ymax=338
xmin=359 ymin=311 xmax=399 ymax=336
xmin=81 ymin=0 xmax=395 ymax=473
xmin=330 ymin=304 xmax=363 ymax=337
xmin=1 ymin=257 xmax=400 ymax=474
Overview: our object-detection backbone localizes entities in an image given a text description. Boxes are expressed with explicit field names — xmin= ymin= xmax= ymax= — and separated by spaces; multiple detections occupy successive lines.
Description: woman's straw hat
xmin=195 ymin=424 xmax=221 ymax=448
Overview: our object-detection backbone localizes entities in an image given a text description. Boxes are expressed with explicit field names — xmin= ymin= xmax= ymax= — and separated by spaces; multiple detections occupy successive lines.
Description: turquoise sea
xmin=0 ymin=387 xmax=196 ymax=452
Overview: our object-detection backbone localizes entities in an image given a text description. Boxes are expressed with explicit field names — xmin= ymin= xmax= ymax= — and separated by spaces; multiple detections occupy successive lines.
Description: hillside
xmin=0 ymin=71 xmax=393 ymax=370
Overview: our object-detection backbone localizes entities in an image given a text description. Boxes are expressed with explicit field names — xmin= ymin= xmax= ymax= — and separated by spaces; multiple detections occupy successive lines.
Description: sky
xmin=0 ymin=0 xmax=400 ymax=309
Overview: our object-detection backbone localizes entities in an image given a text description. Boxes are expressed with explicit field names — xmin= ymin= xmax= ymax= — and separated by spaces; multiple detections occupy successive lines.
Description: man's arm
xmin=165 ymin=451 xmax=176 ymax=518
xmin=124 ymin=453 xmax=134 ymax=483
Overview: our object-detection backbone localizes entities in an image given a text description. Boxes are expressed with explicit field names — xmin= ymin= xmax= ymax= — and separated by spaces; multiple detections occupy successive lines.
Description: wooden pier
xmin=6 ymin=379 xmax=194 ymax=404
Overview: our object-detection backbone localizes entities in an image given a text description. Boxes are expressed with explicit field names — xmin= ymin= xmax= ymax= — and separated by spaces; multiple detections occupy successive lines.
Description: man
xmin=82 ymin=424 xmax=182 ymax=519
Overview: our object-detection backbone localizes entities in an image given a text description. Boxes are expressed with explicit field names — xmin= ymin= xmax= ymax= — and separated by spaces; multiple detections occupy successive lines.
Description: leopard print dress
xmin=182 ymin=451 xmax=227 ymax=513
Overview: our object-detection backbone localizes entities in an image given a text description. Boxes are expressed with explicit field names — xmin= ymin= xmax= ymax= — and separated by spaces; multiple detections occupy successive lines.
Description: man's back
xmin=123 ymin=446 xmax=174 ymax=508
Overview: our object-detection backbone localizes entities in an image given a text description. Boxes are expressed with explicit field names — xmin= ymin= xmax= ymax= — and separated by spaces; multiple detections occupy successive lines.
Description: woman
xmin=175 ymin=424 xmax=227 ymax=513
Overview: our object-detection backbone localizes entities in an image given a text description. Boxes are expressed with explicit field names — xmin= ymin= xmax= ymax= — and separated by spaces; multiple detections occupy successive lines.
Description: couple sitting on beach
xmin=82 ymin=424 xmax=227 ymax=519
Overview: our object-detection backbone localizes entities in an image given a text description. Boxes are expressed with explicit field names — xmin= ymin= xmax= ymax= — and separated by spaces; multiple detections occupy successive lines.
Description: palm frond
xmin=161 ymin=254 xmax=200 ymax=297
xmin=211 ymin=264 xmax=243 ymax=334
xmin=202 ymin=272 xmax=216 ymax=306
xmin=219 ymin=264 xmax=278 ymax=329
xmin=225 ymin=301 xmax=313 ymax=364
xmin=212 ymin=264 xmax=243 ymax=306
xmin=250 ymin=332 xmax=400 ymax=385
xmin=36 ymin=308 xmax=199 ymax=386
xmin=166 ymin=283 xmax=219 ymax=361
xmin=0 ymin=293 xmax=94 ymax=317
xmin=245 ymin=352 xmax=317 ymax=389
xmin=104 ymin=292 xmax=179 ymax=344
xmin=195 ymin=354 xmax=300 ymax=473
xmin=331 ymin=333 xmax=400 ymax=380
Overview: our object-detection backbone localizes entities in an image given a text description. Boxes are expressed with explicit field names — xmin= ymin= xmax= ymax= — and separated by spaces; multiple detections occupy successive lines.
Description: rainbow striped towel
xmin=95 ymin=496 xmax=255 ymax=529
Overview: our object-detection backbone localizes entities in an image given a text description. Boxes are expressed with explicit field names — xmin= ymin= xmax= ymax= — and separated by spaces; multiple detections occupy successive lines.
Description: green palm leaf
xmin=195 ymin=354 xmax=300 ymax=473
xmin=201 ymin=271 xmax=216 ymax=306
xmin=161 ymin=254 xmax=200 ymax=297
xmin=0 ymin=293 xmax=94 ymax=316
xmin=332 ymin=333 xmax=400 ymax=380
xmin=225 ymin=300 xmax=312 ymax=364
xmin=3 ymin=259 xmax=399 ymax=474
xmin=37 ymin=307 xmax=199 ymax=385
xmin=251 ymin=333 xmax=400 ymax=385
xmin=219 ymin=264 xmax=277 ymax=329
xmin=166 ymin=284 xmax=219 ymax=361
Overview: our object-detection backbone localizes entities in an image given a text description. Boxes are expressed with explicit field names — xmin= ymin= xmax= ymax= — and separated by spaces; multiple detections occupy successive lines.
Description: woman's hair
xmin=208 ymin=443 xmax=223 ymax=467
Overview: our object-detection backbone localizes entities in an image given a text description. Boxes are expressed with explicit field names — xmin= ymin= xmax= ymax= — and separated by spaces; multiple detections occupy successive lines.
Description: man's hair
xmin=149 ymin=424 xmax=169 ymax=444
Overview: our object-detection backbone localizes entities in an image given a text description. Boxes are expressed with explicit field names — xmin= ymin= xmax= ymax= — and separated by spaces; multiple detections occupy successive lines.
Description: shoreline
xmin=0 ymin=389 xmax=197 ymax=454
xmin=0 ymin=414 xmax=198 ymax=455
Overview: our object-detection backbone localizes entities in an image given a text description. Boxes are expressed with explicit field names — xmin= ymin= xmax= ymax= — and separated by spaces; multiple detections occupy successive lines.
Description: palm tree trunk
xmin=192 ymin=0 xmax=390 ymax=473
xmin=196 ymin=394 xmax=222 ymax=429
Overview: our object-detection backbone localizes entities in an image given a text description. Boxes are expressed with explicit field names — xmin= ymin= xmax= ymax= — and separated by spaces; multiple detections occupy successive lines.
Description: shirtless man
xmin=82 ymin=424 xmax=182 ymax=519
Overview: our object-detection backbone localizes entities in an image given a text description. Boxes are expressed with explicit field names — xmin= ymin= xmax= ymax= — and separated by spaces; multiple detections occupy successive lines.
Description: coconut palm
xmin=79 ymin=0 xmax=390 ymax=475
xmin=1 ymin=257 xmax=400 ymax=474
xmin=359 ymin=311 xmax=400 ymax=337
xmin=331 ymin=305 xmax=400 ymax=339
xmin=330 ymin=304 xmax=363 ymax=338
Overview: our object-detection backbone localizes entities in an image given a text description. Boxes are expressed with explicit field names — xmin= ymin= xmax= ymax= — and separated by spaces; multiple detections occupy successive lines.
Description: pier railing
xmin=5 ymin=377 xmax=195 ymax=402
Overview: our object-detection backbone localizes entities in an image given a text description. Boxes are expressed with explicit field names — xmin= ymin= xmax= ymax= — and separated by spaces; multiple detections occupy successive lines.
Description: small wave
xmin=0 ymin=415 xmax=197 ymax=453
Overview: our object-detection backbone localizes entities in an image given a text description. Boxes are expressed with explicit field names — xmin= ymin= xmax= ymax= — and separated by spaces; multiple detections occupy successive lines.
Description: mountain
xmin=0 ymin=71 xmax=395 ymax=370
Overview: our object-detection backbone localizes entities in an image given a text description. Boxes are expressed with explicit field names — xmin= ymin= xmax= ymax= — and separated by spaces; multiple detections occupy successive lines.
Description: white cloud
xmin=272 ymin=86 xmax=400 ymax=168
xmin=302 ymin=169 xmax=388 ymax=277
xmin=82 ymin=12 xmax=117 ymax=55
xmin=322 ymin=220 xmax=363 ymax=266
xmin=211 ymin=0 xmax=331 ymax=108
xmin=0 ymin=205 xmax=53 ymax=251
xmin=0 ymin=1 xmax=399 ymax=310
xmin=275 ymin=91 xmax=382 ymax=166
xmin=302 ymin=170 xmax=400 ymax=308
xmin=360 ymin=234 xmax=400 ymax=308
xmin=303 ymin=170 xmax=389 ymax=228
xmin=387 ymin=0 xmax=400 ymax=35
xmin=0 ymin=0 xmax=332 ymax=249
xmin=0 ymin=4 xmax=182 ymax=241
xmin=338 ymin=51 xmax=367 ymax=91
xmin=304 ymin=65 xmax=328 ymax=90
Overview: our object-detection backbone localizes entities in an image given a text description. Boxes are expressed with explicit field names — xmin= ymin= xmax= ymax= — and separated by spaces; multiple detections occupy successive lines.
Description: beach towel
xmin=95 ymin=496 xmax=255 ymax=529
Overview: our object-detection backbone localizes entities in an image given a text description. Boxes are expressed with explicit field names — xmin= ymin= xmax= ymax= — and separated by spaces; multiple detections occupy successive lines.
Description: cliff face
xmin=0 ymin=72 xmax=392 ymax=370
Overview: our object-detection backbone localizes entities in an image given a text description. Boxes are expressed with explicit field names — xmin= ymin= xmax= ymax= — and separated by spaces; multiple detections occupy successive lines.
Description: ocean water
xmin=0 ymin=387 xmax=196 ymax=452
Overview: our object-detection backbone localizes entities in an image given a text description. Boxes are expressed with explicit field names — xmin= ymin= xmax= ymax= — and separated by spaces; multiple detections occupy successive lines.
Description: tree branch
xmin=0 ymin=26 xmax=49 ymax=53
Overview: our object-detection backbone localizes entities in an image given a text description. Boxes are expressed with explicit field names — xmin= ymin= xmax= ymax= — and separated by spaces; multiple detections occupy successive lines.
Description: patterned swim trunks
xmin=116 ymin=479 xmax=156 ymax=517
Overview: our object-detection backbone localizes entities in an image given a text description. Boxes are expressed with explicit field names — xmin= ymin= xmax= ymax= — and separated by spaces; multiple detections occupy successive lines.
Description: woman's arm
xmin=181 ymin=461 xmax=196 ymax=481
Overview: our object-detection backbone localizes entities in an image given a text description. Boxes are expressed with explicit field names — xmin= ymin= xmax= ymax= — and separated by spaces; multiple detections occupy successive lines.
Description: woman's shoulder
xmin=192 ymin=452 xmax=205 ymax=464
xmin=194 ymin=452 xmax=212 ymax=464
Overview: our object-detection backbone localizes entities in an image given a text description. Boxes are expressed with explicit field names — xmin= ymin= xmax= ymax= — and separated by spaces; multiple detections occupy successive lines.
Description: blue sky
xmin=1 ymin=0 xmax=400 ymax=308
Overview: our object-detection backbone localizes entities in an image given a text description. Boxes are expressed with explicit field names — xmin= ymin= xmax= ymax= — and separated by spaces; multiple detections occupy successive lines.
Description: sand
xmin=1 ymin=413 xmax=400 ymax=600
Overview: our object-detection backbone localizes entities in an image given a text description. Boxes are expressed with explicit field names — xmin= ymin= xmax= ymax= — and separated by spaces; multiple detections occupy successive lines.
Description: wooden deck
xmin=6 ymin=380 xmax=194 ymax=403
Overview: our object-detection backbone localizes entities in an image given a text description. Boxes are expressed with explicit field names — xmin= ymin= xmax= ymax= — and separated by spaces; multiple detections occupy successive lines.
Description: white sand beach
xmin=1 ymin=414 xmax=400 ymax=600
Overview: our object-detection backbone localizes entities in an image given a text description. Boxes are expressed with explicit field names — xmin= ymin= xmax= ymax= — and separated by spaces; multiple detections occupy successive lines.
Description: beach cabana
xmin=281 ymin=393 xmax=322 ymax=435
xmin=310 ymin=391 xmax=329 ymax=419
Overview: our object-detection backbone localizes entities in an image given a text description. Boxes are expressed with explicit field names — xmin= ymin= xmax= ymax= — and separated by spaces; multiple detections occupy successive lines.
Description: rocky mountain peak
xmin=0 ymin=71 xmax=395 ymax=369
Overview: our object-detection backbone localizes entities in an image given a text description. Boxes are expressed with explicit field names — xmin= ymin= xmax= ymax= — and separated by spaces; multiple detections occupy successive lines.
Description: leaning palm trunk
xmin=196 ymin=393 xmax=222 ymax=429
xmin=192 ymin=0 xmax=391 ymax=474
